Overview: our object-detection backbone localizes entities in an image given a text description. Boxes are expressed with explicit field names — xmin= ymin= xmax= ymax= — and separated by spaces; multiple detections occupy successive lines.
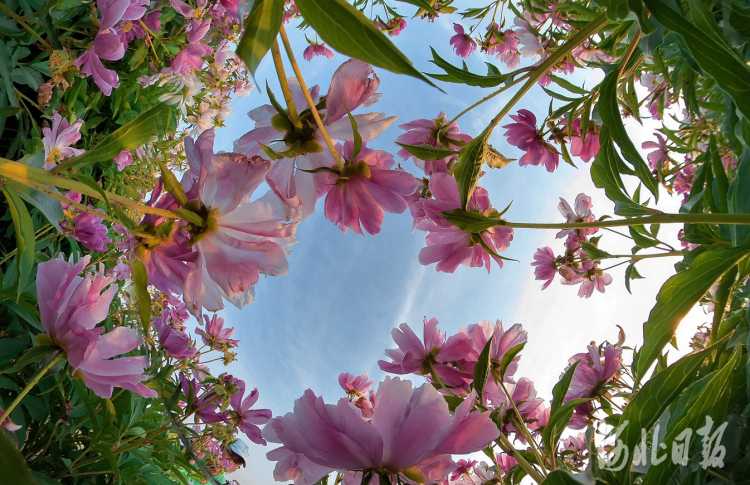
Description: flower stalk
xmin=0 ymin=353 xmax=64 ymax=425
xmin=270 ymin=39 xmax=303 ymax=130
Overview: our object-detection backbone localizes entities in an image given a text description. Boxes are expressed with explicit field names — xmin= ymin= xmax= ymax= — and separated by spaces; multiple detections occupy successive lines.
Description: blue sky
xmin=198 ymin=8 xmax=710 ymax=483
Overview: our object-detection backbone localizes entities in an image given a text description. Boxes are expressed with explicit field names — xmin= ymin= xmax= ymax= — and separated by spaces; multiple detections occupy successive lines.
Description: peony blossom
xmin=264 ymin=377 xmax=498 ymax=484
xmin=565 ymin=345 xmax=623 ymax=401
xmin=531 ymin=246 xmax=558 ymax=289
xmin=196 ymin=313 xmax=239 ymax=349
xmin=568 ymin=119 xmax=600 ymax=163
xmin=464 ymin=320 xmax=528 ymax=382
xmin=556 ymin=193 xmax=597 ymax=241
xmin=42 ymin=111 xmax=84 ymax=170
xmin=503 ymin=109 xmax=559 ymax=172
xmin=97 ymin=0 xmax=148 ymax=32
xmin=153 ymin=310 xmax=197 ymax=360
xmin=395 ymin=112 xmax=472 ymax=175
xmin=228 ymin=380 xmax=273 ymax=445
xmin=485 ymin=377 xmax=544 ymax=436
xmin=323 ymin=141 xmax=418 ymax=235
xmin=63 ymin=209 xmax=113 ymax=252
xmin=643 ymin=133 xmax=669 ymax=170
xmin=75 ymin=30 xmax=126 ymax=96
xmin=450 ymin=24 xmax=476 ymax=58
xmin=415 ymin=174 xmax=514 ymax=273
xmin=113 ymin=149 xmax=133 ymax=171
xmin=303 ymin=43 xmax=334 ymax=61
xmin=37 ymin=255 xmax=156 ymax=398
xmin=339 ymin=372 xmax=375 ymax=397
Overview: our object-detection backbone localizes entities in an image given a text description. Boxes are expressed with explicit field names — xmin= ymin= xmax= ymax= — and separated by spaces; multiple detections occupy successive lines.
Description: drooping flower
xmin=303 ymin=43 xmax=334 ymax=61
xmin=642 ymin=134 xmax=669 ymax=170
xmin=42 ymin=111 xmax=84 ymax=170
xmin=568 ymin=119 xmax=600 ymax=163
xmin=339 ymin=372 xmax=375 ymax=397
xmin=75 ymin=30 xmax=126 ymax=96
xmin=415 ymin=174 xmax=514 ymax=273
xmin=196 ymin=313 xmax=239 ymax=349
xmin=450 ymin=24 xmax=476 ymax=58
xmin=153 ymin=310 xmax=197 ymax=360
xmin=502 ymin=109 xmax=559 ymax=172
xmin=113 ymin=149 xmax=133 ymax=171
xmin=395 ymin=112 xmax=472 ymax=175
xmin=63 ymin=209 xmax=113 ymax=252
xmin=264 ymin=377 xmax=498 ymax=484
xmin=228 ymin=380 xmax=273 ymax=445
xmin=531 ymin=246 xmax=558 ymax=289
xmin=556 ymin=193 xmax=597 ymax=241
xmin=577 ymin=263 xmax=613 ymax=298
xmin=37 ymin=255 xmax=156 ymax=398
xmin=374 ymin=17 xmax=407 ymax=36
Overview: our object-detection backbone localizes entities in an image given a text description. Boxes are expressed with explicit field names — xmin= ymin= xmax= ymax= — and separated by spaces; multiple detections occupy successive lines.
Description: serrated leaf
xmin=295 ymin=0 xmax=440 ymax=90
xmin=635 ymin=242 xmax=750 ymax=382
xmin=473 ymin=337 xmax=493 ymax=400
xmin=485 ymin=145 xmax=515 ymax=169
xmin=395 ymin=143 xmax=458 ymax=161
xmin=235 ymin=0 xmax=283 ymax=77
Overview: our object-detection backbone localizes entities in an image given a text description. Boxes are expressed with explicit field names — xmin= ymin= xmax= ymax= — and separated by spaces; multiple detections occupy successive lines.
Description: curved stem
xmin=498 ymin=212 xmax=750 ymax=230
xmin=270 ymin=39 xmax=303 ymax=130
xmin=496 ymin=434 xmax=545 ymax=484
xmin=278 ymin=25 xmax=344 ymax=170
xmin=0 ymin=353 xmax=64 ymax=425
xmin=498 ymin=381 xmax=547 ymax=476
xmin=448 ymin=70 xmax=532 ymax=126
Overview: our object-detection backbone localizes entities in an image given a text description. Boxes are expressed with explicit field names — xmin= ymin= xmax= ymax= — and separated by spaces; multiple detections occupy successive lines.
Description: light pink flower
xmin=568 ymin=119 xmax=600 ymax=163
xmin=42 ymin=111 xmax=84 ymax=170
xmin=395 ymin=112 xmax=472 ymax=175
xmin=415 ymin=174 xmax=514 ymax=273
xmin=324 ymin=141 xmax=418 ymax=235
xmin=303 ymin=43 xmax=334 ymax=61
xmin=374 ymin=17 xmax=406 ymax=36
xmin=228 ymin=380 xmax=272 ymax=445
xmin=556 ymin=193 xmax=597 ymax=241
xmin=560 ymin=433 xmax=588 ymax=467
xmin=502 ymin=109 xmax=559 ymax=172
xmin=565 ymin=345 xmax=623 ymax=401
xmin=531 ymin=246 xmax=558 ymax=289
xmin=496 ymin=453 xmax=517 ymax=476
xmin=485 ymin=377 xmax=544 ymax=436
xmin=37 ymin=256 xmax=156 ymax=398
xmin=264 ymin=377 xmax=498 ymax=483
xmin=674 ymin=162 xmax=697 ymax=197
xmin=339 ymin=372 xmax=375 ymax=397
xmin=75 ymin=31 xmax=126 ymax=96
xmin=97 ymin=0 xmax=148 ymax=32
xmin=113 ymin=149 xmax=133 ymax=171
xmin=154 ymin=310 xmax=197 ymax=360
xmin=196 ymin=313 xmax=239 ymax=349
xmin=464 ymin=320 xmax=527 ymax=382
xmin=450 ymin=24 xmax=476 ymax=58
xmin=450 ymin=459 xmax=477 ymax=481
xmin=577 ymin=265 xmax=613 ymax=298
xmin=642 ymin=133 xmax=669 ymax=170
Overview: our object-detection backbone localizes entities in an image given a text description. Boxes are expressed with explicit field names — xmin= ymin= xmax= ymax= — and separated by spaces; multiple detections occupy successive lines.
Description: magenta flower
xmin=97 ymin=0 xmax=148 ymax=32
xmin=113 ymin=149 xmax=133 ymax=171
xmin=196 ymin=314 xmax=239 ymax=350
xmin=503 ymin=109 xmax=559 ymax=172
xmin=182 ymin=130 xmax=297 ymax=317
xmin=42 ymin=111 xmax=84 ymax=170
xmin=415 ymin=174 xmax=514 ymax=273
xmin=556 ymin=193 xmax=597 ymax=241
xmin=450 ymin=24 xmax=476 ymax=58
xmin=450 ymin=459 xmax=477 ymax=481
xmin=496 ymin=453 xmax=518 ymax=476
xmin=568 ymin=119 xmax=600 ymax=163
xmin=395 ymin=112 xmax=472 ymax=175
xmin=63 ymin=209 xmax=113 ymax=252
xmin=378 ymin=317 xmax=473 ymax=377
xmin=153 ymin=311 xmax=197 ymax=360
xmin=464 ymin=320 xmax=528 ymax=382
xmin=75 ymin=30 xmax=125 ymax=96
xmin=561 ymin=433 xmax=588 ymax=467
xmin=228 ymin=380 xmax=273 ymax=445
xmin=264 ymin=377 xmax=498 ymax=483
xmin=339 ymin=372 xmax=375 ymax=397
xmin=180 ymin=374 xmax=225 ymax=424
xmin=485 ymin=377 xmax=544 ymax=436
xmin=324 ymin=141 xmax=418 ymax=235
xmin=531 ymin=246 xmax=558 ymax=289
xmin=674 ymin=162 xmax=697 ymax=198
xmin=643 ymin=133 xmax=669 ymax=170
xmin=37 ymin=256 xmax=156 ymax=398
xmin=303 ymin=43 xmax=334 ymax=61
xmin=565 ymin=345 xmax=623 ymax=401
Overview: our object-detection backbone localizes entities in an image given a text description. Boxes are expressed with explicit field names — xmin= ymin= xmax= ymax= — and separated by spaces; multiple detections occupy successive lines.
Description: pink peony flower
xmin=75 ymin=30 xmax=126 ymax=96
xmin=674 ymin=162 xmax=697 ymax=198
xmin=264 ymin=377 xmax=498 ymax=483
xmin=560 ymin=433 xmax=588 ymax=467
xmin=42 ymin=111 xmax=84 ymax=170
xmin=339 ymin=372 xmax=375 ymax=397
xmin=564 ymin=345 xmax=623 ymax=401
xmin=531 ymin=246 xmax=558 ymax=289
xmin=37 ymin=256 xmax=156 ymax=398
xmin=323 ymin=141 xmax=418 ymax=235
xmin=196 ymin=313 xmax=239 ymax=349
xmin=502 ymin=109 xmax=559 ymax=172
xmin=395 ymin=112 xmax=472 ymax=175
xmin=180 ymin=374 xmax=225 ymax=424
xmin=113 ymin=149 xmax=133 ymax=171
xmin=415 ymin=174 xmax=514 ymax=273
xmin=568 ymin=119 xmax=600 ymax=163
xmin=485 ymin=377 xmax=544 ymax=436
xmin=303 ymin=43 xmax=334 ymax=61
xmin=642 ymin=133 xmax=669 ymax=170
xmin=154 ymin=312 xmax=196 ymax=360
xmin=496 ymin=453 xmax=517 ymax=476
xmin=450 ymin=459 xmax=477 ymax=481
xmin=228 ymin=380 xmax=273 ymax=445
xmin=97 ymin=0 xmax=148 ymax=32
xmin=63 ymin=209 xmax=113 ymax=252
xmin=556 ymin=193 xmax=597 ymax=241
xmin=450 ymin=24 xmax=476 ymax=58
xmin=464 ymin=319 xmax=528 ymax=382
xmin=577 ymin=264 xmax=613 ymax=298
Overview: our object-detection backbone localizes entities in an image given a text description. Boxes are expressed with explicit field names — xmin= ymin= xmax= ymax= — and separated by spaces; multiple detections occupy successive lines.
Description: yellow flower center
xmin=46 ymin=148 xmax=62 ymax=164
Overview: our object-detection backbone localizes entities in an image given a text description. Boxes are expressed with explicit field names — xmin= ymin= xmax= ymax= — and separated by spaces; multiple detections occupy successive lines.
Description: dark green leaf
xmin=395 ymin=143 xmax=458 ymax=161
xmin=235 ymin=0 xmax=283 ymax=78
xmin=550 ymin=360 xmax=580 ymax=418
xmin=427 ymin=48 xmax=510 ymax=87
xmin=540 ymin=470 xmax=589 ymax=485
xmin=580 ymin=241 xmax=613 ymax=260
xmin=498 ymin=343 xmax=525 ymax=380
xmin=130 ymin=259 xmax=152 ymax=338
xmin=453 ymin=129 xmax=489 ymax=209
xmin=0 ymin=432 xmax=38 ymax=485
xmin=473 ymin=337 xmax=493 ymax=400
xmin=2 ymin=187 xmax=35 ymax=298
xmin=542 ymin=397 xmax=592 ymax=456
xmin=0 ymin=345 xmax=58 ymax=375
xmin=395 ymin=0 xmax=437 ymax=15
xmin=158 ymin=160 xmax=188 ymax=207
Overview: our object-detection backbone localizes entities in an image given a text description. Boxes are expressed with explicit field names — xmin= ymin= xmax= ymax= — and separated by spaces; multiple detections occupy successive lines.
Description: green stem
xmin=270 ymin=39 xmax=303 ymax=130
xmin=0 ymin=353 xmax=64 ymax=425
xmin=428 ymin=361 xmax=455 ymax=397
xmin=0 ymin=4 xmax=53 ymax=51
xmin=498 ymin=381 xmax=548 ymax=476
xmin=448 ymin=70 xmax=532 ymax=126
xmin=606 ymin=251 xmax=683 ymax=260
xmin=499 ymin=212 xmax=750 ymax=230
xmin=496 ymin=434 xmax=545 ymax=484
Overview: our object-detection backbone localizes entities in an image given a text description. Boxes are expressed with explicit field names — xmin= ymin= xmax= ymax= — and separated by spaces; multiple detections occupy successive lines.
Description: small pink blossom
xmin=450 ymin=459 xmax=477 ymax=481
xmin=642 ymin=133 xmax=669 ymax=170
xmin=502 ymin=109 xmax=559 ymax=172
xmin=339 ymin=372 xmax=375 ymax=397
xmin=556 ymin=193 xmax=597 ymax=241
xmin=154 ymin=310 xmax=197 ymax=360
xmin=114 ymin=149 xmax=133 ymax=171
xmin=374 ymin=17 xmax=406 ymax=36
xmin=568 ymin=119 xmax=600 ymax=163
xmin=450 ymin=24 xmax=476 ymax=58
xmin=674 ymin=162 xmax=697 ymax=198
xmin=395 ymin=112 xmax=472 ymax=175
xmin=42 ymin=111 xmax=84 ymax=170
xmin=303 ymin=43 xmax=334 ymax=61
xmin=0 ymin=406 xmax=21 ymax=432
xmin=197 ymin=314 xmax=239 ymax=349
xmin=75 ymin=30 xmax=126 ymax=96
xmin=228 ymin=380 xmax=272 ymax=445
xmin=531 ymin=247 xmax=558 ymax=289
xmin=565 ymin=345 xmax=623 ymax=401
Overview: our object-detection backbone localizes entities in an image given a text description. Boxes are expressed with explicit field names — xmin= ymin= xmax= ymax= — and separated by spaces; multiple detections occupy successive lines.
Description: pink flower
xmin=228 ymin=380 xmax=273 ymax=445
xmin=485 ymin=377 xmax=544 ymax=436
xmin=114 ymin=149 xmax=133 ymax=171
xmin=642 ymin=133 xmax=669 ymax=170
xmin=568 ymin=119 xmax=600 ymax=163
xmin=107 ymin=261 xmax=131 ymax=280
xmin=464 ymin=320 xmax=528 ymax=382
xmin=531 ymin=247 xmax=558 ymax=289
xmin=674 ymin=162 xmax=697 ymax=197
xmin=0 ymin=406 xmax=21 ymax=432
xmin=556 ymin=193 xmax=597 ymax=241
xmin=339 ymin=372 xmax=375 ymax=397
xmin=42 ymin=111 xmax=84 ymax=170
xmin=37 ymin=256 xmax=156 ymax=398
xmin=395 ymin=112 xmax=472 ymax=175
xmin=415 ymin=174 xmax=514 ymax=273
xmin=324 ymin=141 xmax=418 ymax=235
xmin=577 ymin=264 xmax=613 ymax=298
xmin=153 ymin=310 xmax=197 ymax=360
xmin=450 ymin=24 xmax=476 ymax=58
xmin=560 ymin=433 xmax=588 ymax=467
xmin=97 ymin=0 xmax=148 ymax=32
xmin=180 ymin=374 xmax=225 ymax=423
xmin=496 ymin=453 xmax=517 ymax=476
xmin=196 ymin=314 xmax=239 ymax=349
xmin=565 ymin=345 xmax=623 ymax=401
xmin=450 ymin=459 xmax=477 ymax=481
xmin=75 ymin=30 xmax=126 ymax=96
xmin=264 ymin=377 xmax=498 ymax=482
xmin=303 ymin=43 xmax=334 ymax=61
xmin=63 ymin=209 xmax=113 ymax=252
xmin=182 ymin=130 xmax=298 ymax=317
xmin=502 ymin=109 xmax=559 ymax=172
xmin=378 ymin=317 xmax=473 ymax=377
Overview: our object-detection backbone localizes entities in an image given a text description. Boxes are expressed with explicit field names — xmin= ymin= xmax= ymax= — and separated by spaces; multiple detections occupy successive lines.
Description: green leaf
xmin=346 ymin=108 xmax=362 ymax=159
xmin=453 ymin=129 xmax=489 ymax=209
xmin=614 ymin=334 xmax=732 ymax=483
xmin=0 ymin=432 xmax=38 ymax=485
xmin=729 ymin=151 xmax=750 ymax=245
xmin=542 ymin=397 xmax=592 ymax=457
xmin=51 ymin=104 xmax=173 ymax=172
xmin=473 ymin=337 xmax=493 ymax=400
xmin=642 ymin=346 xmax=741 ymax=485
xmin=643 ymin=0 xmax=750 ymax=120
xmin=624 ymin=261 xmax=644 ymax=293
xmin=158 ymin=160 xmax=188 ymax=207
xmin=441 ymin=209 xmax=500 ymax=233
xmin=130 ymin=259 xmax=152 ymax=338
xmin=67 ymin=173 xmax=109 ymax=206
xmin=635 ymin=242 xmax=750 ymax=382
xmin=580 ymin=241 xmax=613 ymax=260
xmin=599 ymin=70 xmax=659 ymax=200
xmin=540 ymin=470 xmax=589 ymax=484
xmin=0 ymin=345 xmax=58 ymax=375
xmin=235 ymin=0 xmax=283 ymax=78
xmin=498 ymin=343 xmax=525 ymax=380
xmin=395 ymin=0 xmax=437 ymax=16
xmin=294 ymin=0 xmax=441 ymax=90
xmin=395 ymin=143 xmax=458 ymax=161
xmin=550 ymin=360 xmax=580 ymax=418
xmin=2 ymin=186 xmax=35 ymax=298
xmin=427 ymin=48 xmax=510 ymax=87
